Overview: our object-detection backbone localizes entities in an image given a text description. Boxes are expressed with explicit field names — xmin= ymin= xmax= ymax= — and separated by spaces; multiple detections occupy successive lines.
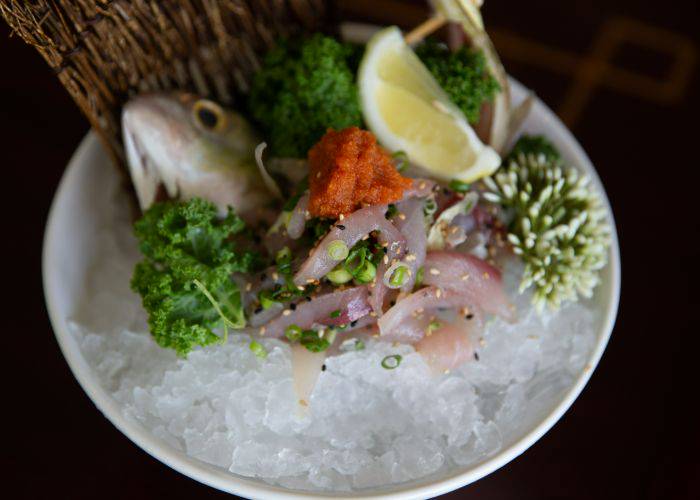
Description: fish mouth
xmin=122 ymin=94 xmax=192 ymax=209
xmin=123 ymin=128 xmax=172 ymax=208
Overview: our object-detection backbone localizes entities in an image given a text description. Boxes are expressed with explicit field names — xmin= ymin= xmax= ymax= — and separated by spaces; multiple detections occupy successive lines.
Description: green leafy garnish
xmin=248 ymin=34 xmax=363 ymax=157
xmin=416 ymin=40 xmax=500 ymax=124
xmin=131 ymin=198 xmax=255 ymax=357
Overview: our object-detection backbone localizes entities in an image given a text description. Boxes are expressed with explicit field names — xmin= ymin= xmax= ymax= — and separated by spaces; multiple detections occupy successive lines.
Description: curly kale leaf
xmin=131 ymin=198 xmax=256 ymax=357
xmin=247 ymin=34 xmax=363 ymax=158
xmin=416 ymin=40 xmax=500 ymax=124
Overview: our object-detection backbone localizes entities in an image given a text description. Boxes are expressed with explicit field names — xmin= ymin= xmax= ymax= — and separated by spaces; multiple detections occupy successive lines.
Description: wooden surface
xmin=1 ymin=1 xmax=698 ymax=498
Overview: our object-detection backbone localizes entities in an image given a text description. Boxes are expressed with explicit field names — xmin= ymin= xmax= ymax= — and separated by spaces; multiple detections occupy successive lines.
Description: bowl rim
xmin=42 ymin=79 xmax=621 ymax=499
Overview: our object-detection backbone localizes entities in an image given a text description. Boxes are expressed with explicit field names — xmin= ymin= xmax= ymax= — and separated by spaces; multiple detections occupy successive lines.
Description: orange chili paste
xmin=307 ymin=127 xmax=412 ymax=219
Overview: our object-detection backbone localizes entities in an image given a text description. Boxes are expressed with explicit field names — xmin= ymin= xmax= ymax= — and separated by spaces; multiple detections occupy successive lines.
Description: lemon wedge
xmin=358 ymin=26 xmax=501 ymax=182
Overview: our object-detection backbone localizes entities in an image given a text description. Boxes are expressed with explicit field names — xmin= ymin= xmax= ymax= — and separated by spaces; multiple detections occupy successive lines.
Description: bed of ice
xmin=67 ymin=181 xmax=597 ymax=492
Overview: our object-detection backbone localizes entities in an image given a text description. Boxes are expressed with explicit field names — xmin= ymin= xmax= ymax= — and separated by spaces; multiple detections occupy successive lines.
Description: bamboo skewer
xmin=404 ymin=13 xmax=447 ymax=45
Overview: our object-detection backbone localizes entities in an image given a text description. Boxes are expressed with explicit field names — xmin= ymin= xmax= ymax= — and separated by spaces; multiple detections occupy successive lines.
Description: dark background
xmin=2 ymin=0 xmax=698 ymax=498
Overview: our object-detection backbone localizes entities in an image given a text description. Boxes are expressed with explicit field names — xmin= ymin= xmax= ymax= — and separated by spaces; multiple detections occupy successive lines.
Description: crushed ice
xmin=67 ymin=177 xmax=598 ymax=491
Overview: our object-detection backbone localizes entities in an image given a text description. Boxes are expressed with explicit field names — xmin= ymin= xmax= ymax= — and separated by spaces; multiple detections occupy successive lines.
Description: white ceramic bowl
xmin=43 ymin=80 xmax=620 ymax=499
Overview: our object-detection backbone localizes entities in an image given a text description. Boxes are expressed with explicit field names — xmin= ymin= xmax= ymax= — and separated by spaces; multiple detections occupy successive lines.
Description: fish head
xmin=122 ymin=92 xmax=270 ymax=218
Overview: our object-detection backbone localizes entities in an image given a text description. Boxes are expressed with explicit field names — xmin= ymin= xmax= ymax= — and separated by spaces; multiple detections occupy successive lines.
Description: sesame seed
xmin=297 ymin=285 xmax=305 ymax=291
xmin=436 ymin=288 xmax=442 ymax=298
xmin=398 ymin=213 xmax=406 ymax=220
xmin=259 ymin=327 xmax=266 ymax=335
xmin=299 ymin=399 xmax=308 ymax=406
xmin=282 ymin=309 xmax=291 ymax=316
xmin=272 ymin=272 xmax=279 ymax=281
xmin=339 ymin=213 xmax=345 ymax=220
xmin=429 ymin=268 xmax=440 ymax=275
xmin=419 ymin=181 xmax=426 ymax=189
xmin=461 ymin=274 xmax=470 ymax=281
xmin=383 ymin=255 xmax=389 ymax=264
xmin=245 ymin=282 xmax=252 ymax=292
xmin=306 ymin=278 xmax=316 ymax=284
xmin=483 ymin=272 xmax=490 ymax=279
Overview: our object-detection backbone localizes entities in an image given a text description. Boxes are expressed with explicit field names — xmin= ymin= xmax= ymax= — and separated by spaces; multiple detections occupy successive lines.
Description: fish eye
xmin=193 ymin=99 xmax=226 ymax=131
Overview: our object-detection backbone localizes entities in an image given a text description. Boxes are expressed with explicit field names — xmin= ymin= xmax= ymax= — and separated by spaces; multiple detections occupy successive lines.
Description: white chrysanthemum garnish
xmin=483 ymin=152 xmax=611 ymax=311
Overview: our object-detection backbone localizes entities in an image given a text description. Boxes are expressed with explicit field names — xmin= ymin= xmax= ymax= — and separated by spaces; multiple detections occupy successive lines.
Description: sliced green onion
xmin=327 ymin=266 xmax=352 ymax=285
xmin=345 ymin=246 xmax=368 ymax=273
xmin=285 ymin=324 xmax=303 ymax=342
xmin=428 ymin=320 xmax=441 ymax=332
xmin=424 ymin=198 xmax=438 ymax=217
xmin=385 ymin=263 xmax=410 ymax=288
xmin=385 ymin=204 xmax=398 ymax=219
xmin=415 ymin=266 xmax=424 ymax=287
xmin=325 ymin=329 xmax=337 ymax=345
xmin=276 ymin=246 xmax=292 ymax=263
xmin=300 ymin=329 xmax=331 ymax=352
xmin=340 ymin=338 xmax=365 ymax=352
xmin=449 ymin=179 xmax=471 ymax=193
xmin=381 ymin=354 xmax=402 ymax=369
xmin=249 ymin=340 xmax=267 ymax=359
xmin=354 ymin=260 xmax=376 ymax=284
xmin=392 ymin=150 xmax=408 ymax=172
xmin=259 ymin=290 xmax=278 ymax=310
xmin=330 ymin=309 xmax=341 ymax=318
xmin=327 ymin=240 xmax=349 ymax=261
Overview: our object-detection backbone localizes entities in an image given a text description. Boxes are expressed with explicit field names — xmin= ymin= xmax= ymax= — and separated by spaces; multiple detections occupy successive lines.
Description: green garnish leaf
xmin=131 ymin=198 xmax=255 ymax=357
xmin=248 ymin=35 xmax=363 ymax=157
xmin=330 ymin=309 xmax=341 ymax=318
xmin=416 ymin=40 xmax=500 ymax=124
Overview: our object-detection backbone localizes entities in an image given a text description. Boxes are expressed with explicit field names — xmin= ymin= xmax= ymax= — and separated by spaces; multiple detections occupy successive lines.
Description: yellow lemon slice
xmin=358 ymin=26 xmax=501 ymax=182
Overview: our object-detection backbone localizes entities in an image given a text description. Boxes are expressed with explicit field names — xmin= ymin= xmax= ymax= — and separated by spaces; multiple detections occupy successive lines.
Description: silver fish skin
xmin=122 ymin=92 xmax=272 ymax=219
